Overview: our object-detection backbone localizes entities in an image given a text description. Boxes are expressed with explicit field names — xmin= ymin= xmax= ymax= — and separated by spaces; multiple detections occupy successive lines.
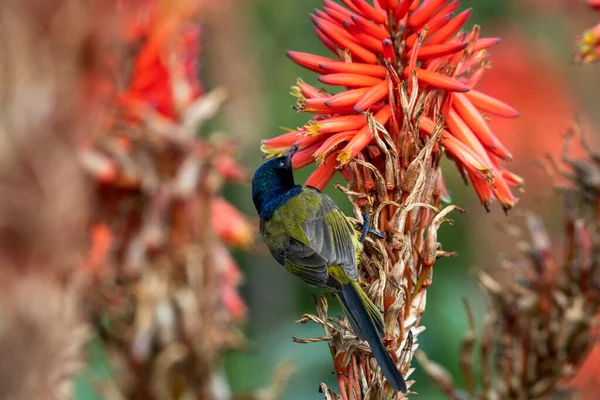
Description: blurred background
xmin=69 ymin=0 xmax=600 ymax=398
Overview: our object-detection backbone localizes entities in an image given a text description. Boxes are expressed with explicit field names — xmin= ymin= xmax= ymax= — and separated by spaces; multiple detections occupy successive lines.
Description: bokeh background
xmin=77 ymin=1 xmax=600 ymax=398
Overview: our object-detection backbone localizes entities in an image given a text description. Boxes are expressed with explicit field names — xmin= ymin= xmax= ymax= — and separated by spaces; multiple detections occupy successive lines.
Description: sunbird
xmin=252 ymin=144 xmax=407 ymax=393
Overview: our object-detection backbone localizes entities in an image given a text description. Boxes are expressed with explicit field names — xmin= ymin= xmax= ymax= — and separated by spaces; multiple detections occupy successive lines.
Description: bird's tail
xmin=338 ymin=280 xmax=407 ymax=393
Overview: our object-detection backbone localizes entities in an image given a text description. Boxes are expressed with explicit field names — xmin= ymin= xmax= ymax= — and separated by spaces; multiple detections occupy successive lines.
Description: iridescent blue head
xmin=252 ymin=144 xmax=301 ymax=220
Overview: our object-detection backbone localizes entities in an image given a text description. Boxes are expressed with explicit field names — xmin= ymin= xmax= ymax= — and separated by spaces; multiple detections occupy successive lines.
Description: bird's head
xmin=252 ymin=144 xmax=299 ymax=213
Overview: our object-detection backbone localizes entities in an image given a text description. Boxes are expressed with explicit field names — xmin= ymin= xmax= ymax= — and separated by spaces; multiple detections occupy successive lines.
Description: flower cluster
xmin=577 ymin=0 xmax=600 ymax=62
xmin=79 ymin=0 xmax=252 ymax=396
xmin=83 ymin=0 xmax=251 ymax=319
xmin=263 ymin=0 xmax=521 ymax=211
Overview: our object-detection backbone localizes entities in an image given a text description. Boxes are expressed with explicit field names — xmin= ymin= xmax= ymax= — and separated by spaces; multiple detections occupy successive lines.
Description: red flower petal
xmin=338 ymin=105 xmax=392 ymax=164
xmin=292 ymin=143 xmax=322 ymax=169
xmin=306 ymin=115 xmax=367 ymax=135
xmin=414 ymin=42 xmax=469 ymax=60
xmin=354 ymin=79 xmax=390 ymax=112
xmin=314 ymin=130 xmax=358 ymax=163
xmin=346 ymin=0 xmax=386 ymax=24
xmin=319 ymin=73 xmax=384 ymax=87
xmin=405 ymin=12 xmax=453 ymax=48
xmin=463 ymin=89 xmax=520 ymax=118
xmin=211 ymin=198 xmax=254 ymax=249
xmin=403 ymin=67 xmax=470 ymax=92
xmin=314 ymin=17 xmax=378 ymax=63
xmin=316 ymin=26 xmax=341 ymax=56
xmin=452 ymin=93 xmax=512 ymax=160
xmin=396 ymin=0 xmax=417 ymax=20
xmin=325 ymin=87 xmax=372 ymax=107
xmin=261 ymin=130 xmax=301 ymax=156
xmin=351 ymin=13 xmax=390 ymax=40
xmin=286 ymin=51 xmax=331 ymax=73
xmin=472 ymin=37 xmax=502 ymax=52
xmin=427 ymin=8 xmax=473 ymax=46
xmin=319 ymin=61 xmax=387 ymax=78
xmin=420 ymin=116 xmax=491 ymax=178
xmin=306 ymin=151 xmax=339 ymax=190
xmin=408 ymin=0 xmax=449 ymax=30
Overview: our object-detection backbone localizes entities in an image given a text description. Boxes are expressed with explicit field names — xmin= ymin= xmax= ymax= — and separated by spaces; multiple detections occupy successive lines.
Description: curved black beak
xmin=284 ymin=144 xmax=300 ymax=161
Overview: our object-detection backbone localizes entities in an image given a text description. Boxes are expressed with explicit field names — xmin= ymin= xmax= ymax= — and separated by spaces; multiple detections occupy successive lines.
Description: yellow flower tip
xmin=290 ymin=85 xmax=302 ymax=98
xmin=294 ymin=97 xmax=307 ymax=112
xmin=483 ymin=170 xmax=495 ymax=184
xmin=260 ymin=142 xmax=283 ymax=159
xmin=278 ymin=125 xmax=296 ymax=133
xmin=583 ymin=30 xmax=599 ymax=46
xmin=305 ymin=120 xmax=321 ymax=136
xmin=315 ymin=151 xmax=328 ymax=165
xmin=336 ymin=149 xmax=354 ymax=166
xmin=501 ymin=202 xmax=516 ymax=214
xmin=235 ymin=229 xmax=255 ymax=250
xmin=513 ymin=175 xmax=525 ymax=186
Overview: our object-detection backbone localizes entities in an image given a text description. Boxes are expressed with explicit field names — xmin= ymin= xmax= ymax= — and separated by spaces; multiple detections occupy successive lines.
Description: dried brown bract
xmin=419 ymin=130 xmax=600 ymax=400
xmin=293 ymin=90 xmax=463 ymax=399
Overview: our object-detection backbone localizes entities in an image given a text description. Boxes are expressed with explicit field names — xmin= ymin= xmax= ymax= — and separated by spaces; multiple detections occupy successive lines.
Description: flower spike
xmin=264 ymin=0 xmax=521 ymax=210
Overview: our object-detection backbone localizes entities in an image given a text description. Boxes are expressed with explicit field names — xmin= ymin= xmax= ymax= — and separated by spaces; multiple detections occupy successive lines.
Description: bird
xmin=252 ymin=144 xmax=407 ymax=393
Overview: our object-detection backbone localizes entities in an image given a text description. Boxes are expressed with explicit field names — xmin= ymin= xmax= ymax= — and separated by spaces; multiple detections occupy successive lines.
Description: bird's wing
xmin=301 ymin=187 xmax=359 ymax=281
xmin=264 ymin=196 xmax=330 ymax=287
xmin=283 ymin=239 xmax=329 ymax=287
xmin=265 ymin=187 xmax=359 ymax=287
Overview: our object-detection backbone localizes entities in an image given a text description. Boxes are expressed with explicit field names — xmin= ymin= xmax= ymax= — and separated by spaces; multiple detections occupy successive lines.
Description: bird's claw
xmin=358 ymin=211 xmax=384 ymax=245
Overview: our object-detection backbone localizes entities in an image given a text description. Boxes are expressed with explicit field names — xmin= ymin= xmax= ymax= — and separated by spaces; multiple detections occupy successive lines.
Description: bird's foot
xmin=358 ymin=211 xmax=384 ymax=245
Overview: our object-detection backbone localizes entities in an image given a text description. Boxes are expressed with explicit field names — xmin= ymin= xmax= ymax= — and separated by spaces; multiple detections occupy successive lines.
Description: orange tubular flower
xmin=211 ymin=197 xmax=255 ymax=249
xmin=119 ymin=1 xmax=203 ymax=121
xmin=262 ymin=0 xmax=521 ymax=211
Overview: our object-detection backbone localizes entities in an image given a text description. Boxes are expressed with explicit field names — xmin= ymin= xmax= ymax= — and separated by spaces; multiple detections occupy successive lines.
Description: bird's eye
xmin=279 ymin=160 xmax=286 ymax=168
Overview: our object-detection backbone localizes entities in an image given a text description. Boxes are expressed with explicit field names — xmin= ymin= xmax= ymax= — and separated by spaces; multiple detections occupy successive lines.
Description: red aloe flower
xmin=83 ymin=0 xmax=252 ymax=345
xmin=262 ymin=0 xmax=521 ymax=210
xmin=118 ymin=0 xmax=203 ymax=121
xmin=211 ymin=197 xmax=255 ymax=249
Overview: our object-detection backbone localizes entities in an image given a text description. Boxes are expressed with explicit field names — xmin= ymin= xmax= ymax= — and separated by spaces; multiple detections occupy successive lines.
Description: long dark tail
xmin=338 ymin=281 xmax=407 ymax=393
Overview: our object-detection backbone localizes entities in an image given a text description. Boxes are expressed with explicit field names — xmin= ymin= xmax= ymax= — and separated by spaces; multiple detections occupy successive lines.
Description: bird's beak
xmin=284 ymin=144 xmax=300 ymax=161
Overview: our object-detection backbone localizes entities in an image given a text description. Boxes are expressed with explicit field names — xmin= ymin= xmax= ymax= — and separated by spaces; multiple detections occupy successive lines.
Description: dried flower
xmin=419 ymin=131 xmax=600 ymax=399
xmin=263 ymin=0 xmax=521 ymax=211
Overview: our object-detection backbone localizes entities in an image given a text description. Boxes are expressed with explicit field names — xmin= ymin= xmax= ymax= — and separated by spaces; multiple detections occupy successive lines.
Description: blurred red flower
xmin=84 ymin=0 xmax=251 ymax=322
xmin=476 ymin=31 xmax=591 ymax=187
xmin=119 ymin=0 xmax=203 ymax=121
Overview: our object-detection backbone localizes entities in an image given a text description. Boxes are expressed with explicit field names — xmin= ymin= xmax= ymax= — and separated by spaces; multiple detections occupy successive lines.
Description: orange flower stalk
xmin=263 ymin=0 xmax=522 ymax=211
xmin=261 ymin=1 xmax=524 ymax=398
